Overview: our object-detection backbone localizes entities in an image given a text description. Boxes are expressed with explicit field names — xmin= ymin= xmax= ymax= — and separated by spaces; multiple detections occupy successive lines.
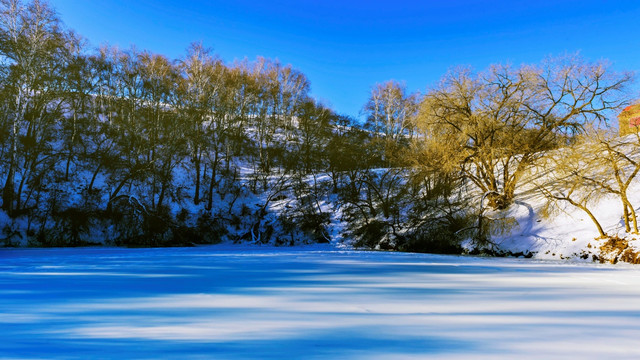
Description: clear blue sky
xmin=51 ymin=0 xmax=640 ymax=119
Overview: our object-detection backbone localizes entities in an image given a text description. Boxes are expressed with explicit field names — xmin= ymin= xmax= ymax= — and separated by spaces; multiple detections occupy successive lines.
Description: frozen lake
xmin=1 ymin=246 xmax=640 ymax=359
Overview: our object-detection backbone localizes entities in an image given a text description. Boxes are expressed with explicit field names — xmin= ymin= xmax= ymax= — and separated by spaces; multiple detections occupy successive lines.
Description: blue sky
xmin=51 ymin=0 xmax=640 ymax=119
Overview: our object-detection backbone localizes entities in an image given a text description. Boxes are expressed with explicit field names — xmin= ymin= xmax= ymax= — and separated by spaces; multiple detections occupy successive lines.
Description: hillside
xmin=3 ymin=131 xmax=640 ymax=265
xmin=0 ymin=0 xmax=637 ymax=264
xmin=462 ymin=134 xmax=640 ymax=264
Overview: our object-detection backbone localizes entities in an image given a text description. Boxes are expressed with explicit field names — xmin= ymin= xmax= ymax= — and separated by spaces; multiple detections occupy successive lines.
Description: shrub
xmin=195 ymin=212 xmax=227 ymax=244
xmin=397 ymin=215 xmax=471 ymax=254
xmin=352 ymin=220 xmax=391 ymax=248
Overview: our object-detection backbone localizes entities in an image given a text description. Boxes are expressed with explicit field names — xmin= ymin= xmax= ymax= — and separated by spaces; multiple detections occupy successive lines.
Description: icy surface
xmin=1 ymin=245 xmax=640 ymax=359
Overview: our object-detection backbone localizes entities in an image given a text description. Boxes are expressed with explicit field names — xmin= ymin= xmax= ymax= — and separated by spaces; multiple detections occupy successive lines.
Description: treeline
xmin=0 ymin=0 xmax=367 ymax=246
xmin=0 ymin=0 xmax=635 ymax=252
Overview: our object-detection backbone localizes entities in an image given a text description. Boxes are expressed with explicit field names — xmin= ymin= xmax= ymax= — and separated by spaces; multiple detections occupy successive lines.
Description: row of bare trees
xmin=0 ymin=0 xmax=358 ymax=246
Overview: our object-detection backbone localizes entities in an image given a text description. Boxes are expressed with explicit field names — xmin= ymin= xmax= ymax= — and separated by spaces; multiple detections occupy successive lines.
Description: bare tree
xmin=139 ymin=51 xmax=181 ymax=209
xmin=0 ymin=0 xmax=68 ymax=215
xmin=364 ymin=80 xmax=419 ymax=141
xmin=536 ymin=142 xmax=609 ymax=238
xmin=177 ymin=43 xmax=223 ymax=205
xmin=571 ymin=129 xmax=640 ymax=234
xmin=417 ymin=55 xmax=633 ymax=209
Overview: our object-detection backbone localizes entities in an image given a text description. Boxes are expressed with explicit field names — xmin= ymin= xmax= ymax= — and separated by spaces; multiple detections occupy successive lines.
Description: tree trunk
xmin=205 ymin=152 xmax=219 ymax=211
xmin=622 ymin=195 xmax=638 ymax=234
xmin=622 ymin=201 xmax=631 ymax=232
xmin=88 ymin=163 xmax=103 ymax=193
xmin=570 ymin=199 xmax=607 ymax=238
xmin=194 ymin=150 xmax=201 ymax=205
xmin=65 ymin=112 xmax=77 ymax=181
xmin=158 ymin=181 xmax=167 ymax=209
xmin=3 ymin=96 xmax=20 ymax=216
xmin=2 ymin=165 xmax=15 ymax=216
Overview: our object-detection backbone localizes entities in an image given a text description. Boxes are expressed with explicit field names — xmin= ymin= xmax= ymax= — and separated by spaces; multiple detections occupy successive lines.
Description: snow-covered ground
xmin=2 ymin=245 xmax=640 ymax=359
xmin=486 ymin=146 xmax=640 ymax=261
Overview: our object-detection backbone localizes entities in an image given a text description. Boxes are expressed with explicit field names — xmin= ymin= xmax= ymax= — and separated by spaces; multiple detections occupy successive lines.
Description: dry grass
xmin=597 ymin=236 xmax=640 ymax=264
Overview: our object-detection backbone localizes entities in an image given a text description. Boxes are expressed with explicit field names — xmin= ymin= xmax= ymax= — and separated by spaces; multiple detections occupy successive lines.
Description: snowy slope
xmin=482 ymin=138 xmax=640 ymax=263
xmin=3 ymin=124 xmax=640 ymax=264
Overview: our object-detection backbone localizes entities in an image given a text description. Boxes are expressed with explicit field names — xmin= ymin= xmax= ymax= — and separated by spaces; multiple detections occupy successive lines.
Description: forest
xmin=0 ymin=0 xmax=636 ymax=253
